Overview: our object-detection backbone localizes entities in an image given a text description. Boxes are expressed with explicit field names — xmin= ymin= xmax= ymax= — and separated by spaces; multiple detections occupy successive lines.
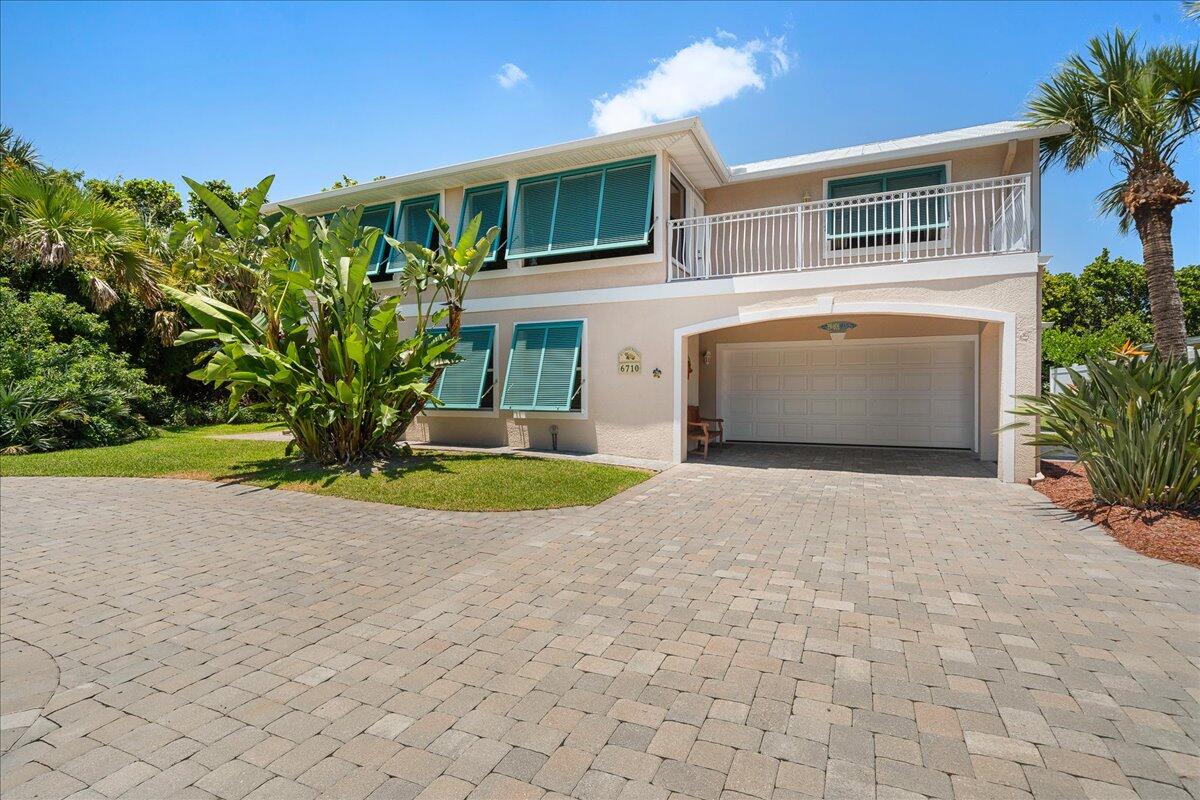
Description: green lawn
xmin=0 ymin=423 xmax=652 ymax=511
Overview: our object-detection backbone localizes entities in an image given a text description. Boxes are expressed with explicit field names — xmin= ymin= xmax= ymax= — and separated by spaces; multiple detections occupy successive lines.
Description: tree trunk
xmin=1133 ymin=206 xmax=1187 ymax=359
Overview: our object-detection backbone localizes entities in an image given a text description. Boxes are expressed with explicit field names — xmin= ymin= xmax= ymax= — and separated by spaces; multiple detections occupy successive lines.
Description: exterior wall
xmin=406 ymin=263 xmax=1040 ymax=482
xmin=979 ymin=322 xmax=1002 ymax=462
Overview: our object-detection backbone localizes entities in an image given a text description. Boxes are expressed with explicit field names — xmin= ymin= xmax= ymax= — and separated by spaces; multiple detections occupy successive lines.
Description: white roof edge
xmin=727 ymin=121 xmax=1071 ymax=183
xmin=266 ymin=117 xmax=727 ymax=212
xmin=265 ymin=119 xmax=1069 ymax=212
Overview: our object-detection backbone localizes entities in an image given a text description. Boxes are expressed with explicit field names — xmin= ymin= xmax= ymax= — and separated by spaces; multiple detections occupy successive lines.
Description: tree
xmin=84 ymin=176 xmax=185 ymax=227
xmin=186 ymin=178 xmax=247 ymax=222
xmin=166 ymin=176 xmax=496 ymax=464
xmin=0 ymin=126 xmax=42 ymax=173
xmin=322 ymin=174 xmax=388 ymax=192
xmin=0 ymin=169 xmax=160 ymax=310
xmin=1026 ymin=29 xmax=1199 ymax=358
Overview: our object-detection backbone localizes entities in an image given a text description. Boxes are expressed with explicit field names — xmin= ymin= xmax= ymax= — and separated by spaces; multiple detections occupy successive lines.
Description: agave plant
xmin=1008 ymin=348 xmax=1200 ymax=508
xmin=166 ymin=176 xmax=497 ymax=465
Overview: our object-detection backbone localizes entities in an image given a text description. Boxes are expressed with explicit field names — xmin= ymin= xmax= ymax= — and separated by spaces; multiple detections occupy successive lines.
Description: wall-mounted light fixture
xmin=703 ymin=350 xmax=713 ymax=365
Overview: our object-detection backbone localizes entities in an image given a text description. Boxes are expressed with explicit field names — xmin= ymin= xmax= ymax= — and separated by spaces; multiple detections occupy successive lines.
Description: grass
xmin=0 ymin=423 xmax=653 ymax=511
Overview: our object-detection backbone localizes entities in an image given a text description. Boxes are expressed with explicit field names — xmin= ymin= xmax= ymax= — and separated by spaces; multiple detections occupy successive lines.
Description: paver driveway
xmin=1 ymin=446 xmax=1197 ymax=800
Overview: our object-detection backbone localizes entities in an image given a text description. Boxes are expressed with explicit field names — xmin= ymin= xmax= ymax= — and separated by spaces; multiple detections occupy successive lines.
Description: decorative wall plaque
xmin=617 ymin=347 xmax=642 ymax=374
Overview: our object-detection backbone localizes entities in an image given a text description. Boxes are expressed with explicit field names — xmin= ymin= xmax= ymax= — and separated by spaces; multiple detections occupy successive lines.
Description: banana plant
xmin=165 ymin=176 xmax=497 ymax=465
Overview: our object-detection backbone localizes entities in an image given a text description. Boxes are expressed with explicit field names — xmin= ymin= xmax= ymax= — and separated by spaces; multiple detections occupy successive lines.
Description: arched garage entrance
xmin=673 ymin=302 xmax=1019 ymax=482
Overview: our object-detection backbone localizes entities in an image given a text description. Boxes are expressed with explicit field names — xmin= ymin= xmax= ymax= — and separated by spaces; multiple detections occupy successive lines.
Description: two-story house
xmin=270 ymin=117 xmax=1066 ymax=482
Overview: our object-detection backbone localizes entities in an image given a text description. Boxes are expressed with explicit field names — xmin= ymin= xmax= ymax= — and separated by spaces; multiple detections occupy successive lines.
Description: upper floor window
xmin=826 ymin=165 xmax=946 ymax=250
xmin=459 ymin=183 xmax=508 ymax=271
xmin=508 ymin=157 xmax=655 ymax=262
xmin=359 ymin=203 xmax=395 ymax=277
xmin=385 ymin=194 xmax=440 ymax=274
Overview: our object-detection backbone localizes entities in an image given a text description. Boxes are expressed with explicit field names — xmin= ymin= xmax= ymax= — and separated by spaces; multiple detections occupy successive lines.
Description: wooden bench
xmin=687 ymin=405 xmax=724 ymax=458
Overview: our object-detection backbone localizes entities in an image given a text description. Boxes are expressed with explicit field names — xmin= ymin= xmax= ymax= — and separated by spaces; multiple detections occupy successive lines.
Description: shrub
xmin=0 ymin=280 xmax=160 ymax=450
xmin=167 ymin=176 xmax=496 ymax=464
xmin=1009 ymin=349 xmax=1200 ymax=509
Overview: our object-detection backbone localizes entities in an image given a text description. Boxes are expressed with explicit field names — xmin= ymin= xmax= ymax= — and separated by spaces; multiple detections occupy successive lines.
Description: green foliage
xmin=0 ymin=125 xmax=42 ymax=173
xmin=84 ymin=176 xmax=185 ymax=227
xmin=0 ymin=280 xmax=161 ymax=450
xmin=0 ymin=168 xmax=160 ymax=310
xmin=322 ymin=174 xmax=388 ymax=192
xmin=1041 ymin=250 xmax=1198 ymax=381
xmin=167 ymin=175 xmax=498 ymax=464
xmin=186 ymin=179 xmax=249 ymax=223
xmin=1026 ymin=28 xmax=1199 ymax=229
xmin=1009 ymin=352 xmax=1200 ymax=508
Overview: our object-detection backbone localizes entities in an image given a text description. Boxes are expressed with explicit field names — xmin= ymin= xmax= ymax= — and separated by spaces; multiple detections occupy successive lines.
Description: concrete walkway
xmin=1 ymin=450 xmax=1196 ymax=799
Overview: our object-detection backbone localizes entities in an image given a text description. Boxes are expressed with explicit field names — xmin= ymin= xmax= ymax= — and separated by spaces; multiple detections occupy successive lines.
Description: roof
xmin=727 ymin=121 xmax=1070 ymax=182
xmin=267 ymin=118 xmax=1069 ymax=213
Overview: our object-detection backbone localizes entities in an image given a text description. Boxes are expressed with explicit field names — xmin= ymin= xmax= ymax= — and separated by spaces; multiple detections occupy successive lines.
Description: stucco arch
xmin=672 ymin=301 xmax=1019 ymax=481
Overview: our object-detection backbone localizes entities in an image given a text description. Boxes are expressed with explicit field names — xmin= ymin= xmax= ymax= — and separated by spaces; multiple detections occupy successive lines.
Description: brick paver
xmin=1 ymin=445 xmax=1197 ymax=799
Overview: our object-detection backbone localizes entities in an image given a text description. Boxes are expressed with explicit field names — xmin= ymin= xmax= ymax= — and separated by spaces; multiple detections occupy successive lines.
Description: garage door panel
xmin=719 ymin=339 xmax=975 ymax=449
xmin=840 ymin=374 xmax=868 ymax=392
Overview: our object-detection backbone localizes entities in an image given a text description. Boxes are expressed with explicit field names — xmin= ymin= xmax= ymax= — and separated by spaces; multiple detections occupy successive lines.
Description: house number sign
xmin=617 ymin=347 xmax=641 ymax=374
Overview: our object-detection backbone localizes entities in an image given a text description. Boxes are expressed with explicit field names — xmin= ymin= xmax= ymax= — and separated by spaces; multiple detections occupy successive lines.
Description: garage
xmin=717 ymin=336 xmax=977 ymax=449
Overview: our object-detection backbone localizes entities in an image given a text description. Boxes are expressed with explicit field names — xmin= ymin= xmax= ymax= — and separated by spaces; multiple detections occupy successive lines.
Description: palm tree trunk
xmin=1133 ymin=207 xmax=1187 ymax=359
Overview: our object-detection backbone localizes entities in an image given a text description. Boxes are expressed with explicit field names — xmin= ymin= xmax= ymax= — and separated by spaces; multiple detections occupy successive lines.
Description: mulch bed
xmin=1036 ymin=460 xmax=1199 ymax=568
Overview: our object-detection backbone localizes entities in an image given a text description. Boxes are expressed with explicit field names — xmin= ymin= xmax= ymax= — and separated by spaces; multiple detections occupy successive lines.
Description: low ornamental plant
xmin=165 ymin=175 xmax=497 ymax=465
xmin=1008 ymin=344 xmax=1200 ymax=509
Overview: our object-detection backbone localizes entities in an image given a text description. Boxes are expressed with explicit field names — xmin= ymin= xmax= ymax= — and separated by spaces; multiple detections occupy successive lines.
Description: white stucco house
xmin=269 ymin=117 xmax=1068 ymax=482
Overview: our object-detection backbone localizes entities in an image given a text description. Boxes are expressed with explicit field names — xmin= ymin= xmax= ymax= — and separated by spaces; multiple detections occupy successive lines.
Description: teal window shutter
xmin=458 ymin=184 xmax=507 ymax=260
xmin=359 ymin=203 xmax=395 ymax=275
xmin=500 ymin=321 xmax=583 ymax=412
xmin=387 ymin=194 xmax=440 ymax=273
xmin=429 ymin=326 xmax=495 ymax=410
xmin=508 ymin=157 xmax=655 ymax=259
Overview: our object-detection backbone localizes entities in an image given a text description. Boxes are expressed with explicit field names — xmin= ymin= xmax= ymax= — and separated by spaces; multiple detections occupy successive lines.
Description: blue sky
xmin=1 ymin=0 xmax=1196 ymax=273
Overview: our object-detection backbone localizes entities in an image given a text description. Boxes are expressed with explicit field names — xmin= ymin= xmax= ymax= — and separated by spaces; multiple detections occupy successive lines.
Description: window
xmin=386 ymin=195 xmax=440 ymax=273
xmin=429 ymin=326 xmax=495 ymax=410
xmin=359 ymin=203 xmax=395 ymax=277
xmin=826 ymin=165 xmax=947 ymax=250
xmin=500 ymin=321 xmax=584 ymax=412
xmin=458 ymin=184 xmax=508 ymax=270
xmin=508 ymin=157 xmax=655 ymax=261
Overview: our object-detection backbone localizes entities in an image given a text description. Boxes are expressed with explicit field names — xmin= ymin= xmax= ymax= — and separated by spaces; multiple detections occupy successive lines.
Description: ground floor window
xmin=500 ymin=320 xmax=584 ymax=412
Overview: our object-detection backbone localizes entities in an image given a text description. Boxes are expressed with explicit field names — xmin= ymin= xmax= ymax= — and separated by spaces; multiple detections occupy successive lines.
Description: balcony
xmin=667 ymin=174 xmax=1031 ymax=281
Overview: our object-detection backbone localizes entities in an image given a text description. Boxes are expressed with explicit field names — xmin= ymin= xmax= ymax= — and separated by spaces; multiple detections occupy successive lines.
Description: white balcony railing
xmin=668 ymin=174 xmax=1031 ymax=281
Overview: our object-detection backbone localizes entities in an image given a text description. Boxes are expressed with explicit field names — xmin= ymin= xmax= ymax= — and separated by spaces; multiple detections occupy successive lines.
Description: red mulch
xmin=1036 ymin=460 xmax=1199 ymax=569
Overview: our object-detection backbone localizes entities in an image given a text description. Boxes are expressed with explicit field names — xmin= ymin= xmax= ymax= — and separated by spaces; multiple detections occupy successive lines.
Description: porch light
xmin=703 ymin=350 xmax=713 ymax=365
xmin=819 ymin=320 xmax=857 ymax=343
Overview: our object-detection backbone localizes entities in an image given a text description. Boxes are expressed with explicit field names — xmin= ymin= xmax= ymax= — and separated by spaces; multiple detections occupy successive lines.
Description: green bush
xmin=1009 ymin=351 xmax=1200 ymax=509
xmin=0 ymin=280 xmax=161 ymax=450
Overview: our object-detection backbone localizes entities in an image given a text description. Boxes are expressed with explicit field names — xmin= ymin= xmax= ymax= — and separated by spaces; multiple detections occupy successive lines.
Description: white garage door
xmin=719 ymin=338 xmax=976 ymax=449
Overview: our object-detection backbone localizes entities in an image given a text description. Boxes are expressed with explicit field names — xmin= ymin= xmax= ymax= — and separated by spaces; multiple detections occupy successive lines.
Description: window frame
xmin=423 ymin=324 xmax=499 ymax=415
xmin=458 ymin=183 xmax=509 ymax=265
xmin=823 ymin=163 xmax=950 ymax=252
xmin=358 ymin=202 xmax=397 ymax=278
xmin=507 ymin=156 xmax=656 ymax=261
xmin=499 ymin=319 xmax=587 ymax=416
xmin=385 ymin=194 xmax=441 ymax=274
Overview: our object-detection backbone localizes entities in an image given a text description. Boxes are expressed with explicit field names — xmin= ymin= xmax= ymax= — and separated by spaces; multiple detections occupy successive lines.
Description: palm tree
xmin=0 ymin=126 xmax=43 ymax=174
xmin=0 ymin=169 xmax=161 ymax=309
xmin=1026 ymin=29 xmax=1198 ymax=358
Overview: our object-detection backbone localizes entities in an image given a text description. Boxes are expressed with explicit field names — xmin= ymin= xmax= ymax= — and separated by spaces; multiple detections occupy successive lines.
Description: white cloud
xmin=590 ymin=35 xmax=792 ymax=135
xmin=496 ymin=63 xmax=528 ymax=89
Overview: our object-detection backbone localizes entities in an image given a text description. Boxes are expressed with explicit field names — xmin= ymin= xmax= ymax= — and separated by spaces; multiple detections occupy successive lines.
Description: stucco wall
xmin=406 ymin=265 xmax=1040 ymax=481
